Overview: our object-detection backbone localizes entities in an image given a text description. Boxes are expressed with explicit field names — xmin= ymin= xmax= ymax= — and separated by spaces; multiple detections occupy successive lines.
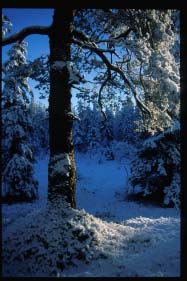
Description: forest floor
xmin=2 ymin=151 xmax=180 ymax=277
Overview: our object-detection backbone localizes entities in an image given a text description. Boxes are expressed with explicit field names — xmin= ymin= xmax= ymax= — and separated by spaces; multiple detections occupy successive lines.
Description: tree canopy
xmin=3 ymin=9 xmax=180 ymax=134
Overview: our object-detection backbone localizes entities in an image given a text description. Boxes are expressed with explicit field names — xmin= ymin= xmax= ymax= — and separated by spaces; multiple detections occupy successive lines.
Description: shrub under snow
xmin=127 ymin=122 xmax=180 ymax=208
xmin=2 ymin=196 xmax=122 ymax=277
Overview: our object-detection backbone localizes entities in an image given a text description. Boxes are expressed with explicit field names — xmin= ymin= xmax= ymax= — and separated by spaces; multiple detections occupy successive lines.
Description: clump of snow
xmin=51 ymin=60 xmax=67 ymax=70
xmin=157 ymin=159 xmax=167 ymax=176
xmin=67 ymin=61 xmax=84 ymax=85
xmin=164 ymin=173 xmax=180 ymax=207
xmin=65 ymin=111 xmax=80 ymax=121
xmin=50 ymin=153 xmax=71 ymax=177
xmin=2 ymin=14 xmax=12 ymax=38
xmin=51 ymin=60 xmax=83 ymax=85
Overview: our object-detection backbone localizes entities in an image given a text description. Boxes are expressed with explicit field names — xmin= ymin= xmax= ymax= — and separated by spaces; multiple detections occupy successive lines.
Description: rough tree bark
xmin=48 ymin=8 xmax=76 ymax=208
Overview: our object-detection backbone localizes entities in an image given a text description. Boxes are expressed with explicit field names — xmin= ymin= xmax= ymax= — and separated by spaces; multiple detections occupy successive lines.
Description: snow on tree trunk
xmin=2 ymin=41 xmax=38 ymax=202
xmin=48 ymin=9 xmax=76 ymax=208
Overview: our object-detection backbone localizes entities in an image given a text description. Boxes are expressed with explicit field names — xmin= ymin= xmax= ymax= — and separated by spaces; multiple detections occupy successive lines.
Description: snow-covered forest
xmin=2 ymin=8 xmax=181 ymax=277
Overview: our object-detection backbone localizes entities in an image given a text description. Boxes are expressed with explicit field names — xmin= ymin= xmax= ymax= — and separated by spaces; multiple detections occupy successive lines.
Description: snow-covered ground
xmin=2 ymin=151 xmax=180 ymax=277
xmin=76 ymin=152 xmax=179 ymax=222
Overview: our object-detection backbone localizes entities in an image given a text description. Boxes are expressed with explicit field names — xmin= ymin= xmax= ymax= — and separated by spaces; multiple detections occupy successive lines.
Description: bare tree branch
xmin=2 ymin=26 xmax=50 ymax=46
xmin=72 ymin=30 xmax=90 ymax=43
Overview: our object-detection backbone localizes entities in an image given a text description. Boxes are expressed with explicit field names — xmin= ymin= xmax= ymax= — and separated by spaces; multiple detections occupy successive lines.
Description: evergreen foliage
xmin=29 ymin=100 xmax=49 ymax=156
xmin=2 ymin=41 xmax=38 ymax=201
xmin=128 ymin=122 xmax=180 ymax=208
xmin=73 ymin=99 xmax=140 ymax=158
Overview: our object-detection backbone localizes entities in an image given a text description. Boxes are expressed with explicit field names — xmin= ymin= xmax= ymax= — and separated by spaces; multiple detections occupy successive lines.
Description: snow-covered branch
xmin=73 ymin=27 xmax=132 ymax=45
xmin=98 ymin=70 xmax=111 ymax=122
xmin=94 ymin=28 xmax=132 ymax=44
xmin=72 ymin=38 xmax=116 ymax=54
xmin=2 ymin=26 xmax=50 ymax=46
xmin=72 ymin=37 xmax=151 ymax=116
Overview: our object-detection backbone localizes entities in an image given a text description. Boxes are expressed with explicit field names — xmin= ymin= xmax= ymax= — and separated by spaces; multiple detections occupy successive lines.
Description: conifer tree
xmin=2 ymin=41 xmax=38 ymax=201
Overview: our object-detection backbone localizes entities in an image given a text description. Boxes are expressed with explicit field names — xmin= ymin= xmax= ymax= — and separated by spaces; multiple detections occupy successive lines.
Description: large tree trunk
xmin=48 ymin=8 xmax=76 ymax=208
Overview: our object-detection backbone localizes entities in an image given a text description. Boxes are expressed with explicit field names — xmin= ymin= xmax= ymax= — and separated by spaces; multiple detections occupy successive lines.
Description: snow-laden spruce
xmin=2 ymin=41 xmax=38 ymax=201
xmin=128 ymin=121 xmax=180 ymax=208
xmin=29 ymin=100 xmax=49 ymax=156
